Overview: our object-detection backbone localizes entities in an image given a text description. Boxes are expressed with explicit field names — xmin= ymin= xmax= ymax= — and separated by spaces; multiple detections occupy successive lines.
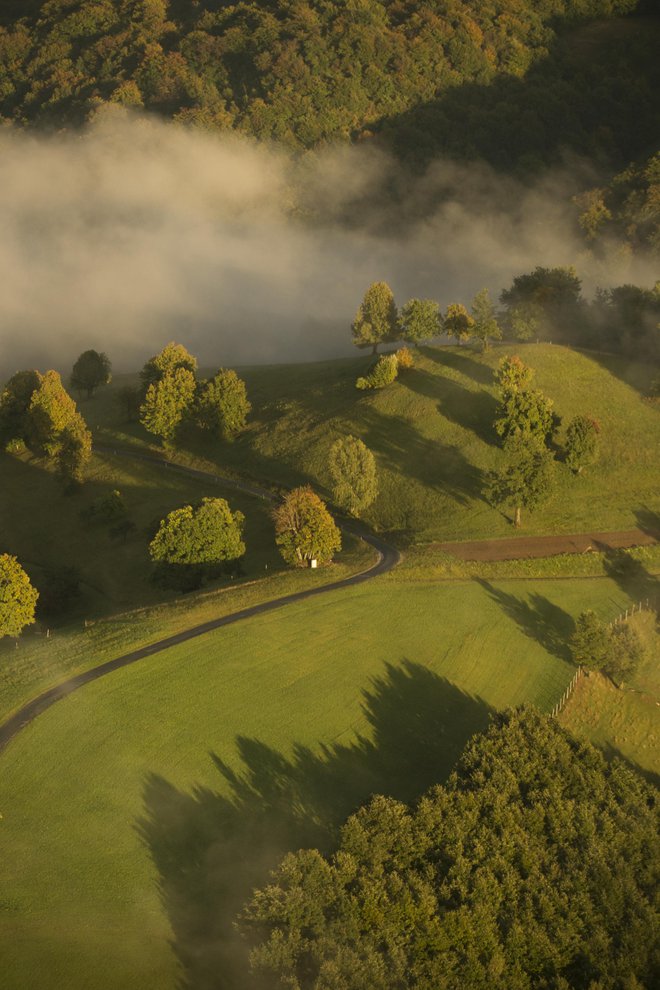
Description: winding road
xmin=0 ymin=448 xmax=401 ymax=755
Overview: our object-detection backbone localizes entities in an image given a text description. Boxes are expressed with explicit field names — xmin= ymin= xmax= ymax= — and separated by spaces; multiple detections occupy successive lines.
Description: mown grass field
xmin=0 ymin=571 xmax=642 ymax=990
xmin=92 ymin=343 xmax=660 ymax=544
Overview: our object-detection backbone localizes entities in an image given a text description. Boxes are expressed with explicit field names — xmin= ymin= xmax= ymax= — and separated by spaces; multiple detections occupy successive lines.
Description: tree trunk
xmin=514 ymin=505 xmax=521 ymax=527
xmin=372 ymin=343 xmax=378 ymax=355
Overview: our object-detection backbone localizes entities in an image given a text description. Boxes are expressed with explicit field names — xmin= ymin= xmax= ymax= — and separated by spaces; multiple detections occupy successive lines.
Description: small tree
xmin=484 ymin=438 xmax=556 ymax=527
xmin=443 ymin=302 xmax=474 ymax=344
xmin=140 ymin=367 xmax=197 ymax=442
xmin=70 ymin=350 xmax=112 ymax=398
xmin=564 ymin=415 xmax=600 ymax=474
xmin=399 ymin=298 xmax=441 ymax=346
xmin=0 ymin=554 xmax=39 ymax=639
xmin=356 ymin=354 xmax=399 ymax=390
xmin=198 ymin=369 xmax=251 ymax=440
xmin=471 ymin=288 xmax=502 ymax=351
xmin=352 ymin=282 xmax=399 ymax=354
xmin=273 ymin=487 xmax=341 ymax=567
xmin=328 ymin=436 xmax=378 ymax=517
xmin=150 ymin=498 xmax=246 ymax=565
xmin=570 ymin=611 xmax=611 ymax=670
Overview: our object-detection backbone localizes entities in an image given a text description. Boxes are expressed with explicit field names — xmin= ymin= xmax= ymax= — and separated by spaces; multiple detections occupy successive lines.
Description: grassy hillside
xmin=0 ymin=571 xmax=636 ymax=990
xmin=94 ymin=343 xmax=660 ymax=544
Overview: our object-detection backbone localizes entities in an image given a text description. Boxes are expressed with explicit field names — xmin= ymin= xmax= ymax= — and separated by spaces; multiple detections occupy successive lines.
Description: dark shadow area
xmin=634 ymin=506 xmax=660 ymax=540
xmin=421 ymin=346 xmax=495 ymax=386
xmin=404 ymin=367 xmax=498 ymax=447
xmin=600 ymin=741 xmax=660 ymax=791
xmin=377 ymin=14 xmax=660 ymax=177
xmin=138 ymin=661 xmax=492 ymax=990
xmin=356 ymin=404 xmax=486 ymax=507
xmin=596 ymin=545 xmax=659 ymax=601
xmin=476 ymin=579 xmax=575 ymax=661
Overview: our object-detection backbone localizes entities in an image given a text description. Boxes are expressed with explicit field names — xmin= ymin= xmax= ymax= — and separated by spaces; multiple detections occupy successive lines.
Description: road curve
xmin=0 ymin=448 xmax=400 ymax=755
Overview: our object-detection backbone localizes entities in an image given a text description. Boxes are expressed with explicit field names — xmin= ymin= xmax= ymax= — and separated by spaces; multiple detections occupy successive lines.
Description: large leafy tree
xmin=273 ymin=487 xmax=341 ymax=567
xmin=399 ymin=298 xmax=441 ymax=346
xmin=56 ymin=412 xmax=93 ymax=485
xmin=500 ymin=266 xmax=583 ymax=340
xmin=242 ymin=708 xmax=658 ymax=990
xmin=0 ymin=554 xmax=38 ymax=639
xmin=198 ymin=369 xmax=251 ymax=441
xmin=443 ymin=302 xmax=474 ymax=345
xmin=484 ymin=437 xmax=556 ymax=527
xmin=70 ymin=349 xmax=111 ymax=398
xmin=27 ymin=370 xmax=80 ymax=455
xmin=149 ymin=497 xmax=245 ymax=565
xmin=328 ymin=436 xmax=378 ymax=517
xmin=140 ymin=367 xmax=197 ymax=443
xmin=140 ymin=342 xmax=198 ymax=394
xmin=352 ymin=282 xmax=398 ymax=354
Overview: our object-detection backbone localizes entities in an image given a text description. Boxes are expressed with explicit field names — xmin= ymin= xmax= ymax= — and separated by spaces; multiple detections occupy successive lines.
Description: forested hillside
xmin=0 ymin=1 xmax=655 ymax=170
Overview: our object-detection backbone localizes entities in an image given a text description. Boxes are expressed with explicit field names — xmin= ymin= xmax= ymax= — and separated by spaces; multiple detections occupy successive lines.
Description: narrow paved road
xmin=0 ymin=449 xmax=400 ymax=754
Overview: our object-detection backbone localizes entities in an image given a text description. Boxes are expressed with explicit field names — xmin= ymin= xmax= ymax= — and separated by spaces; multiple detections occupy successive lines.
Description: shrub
xmin=395 ymin=346 xmax=414 ymax=370
xmin=356 ymin=354 xmax=399 ymax=390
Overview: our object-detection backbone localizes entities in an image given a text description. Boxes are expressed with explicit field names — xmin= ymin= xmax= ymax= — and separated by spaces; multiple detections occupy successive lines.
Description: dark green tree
xmin=273 ymin=487 xmax=341 ymax=567
xmin=352 ymin=282 xmax=399 ymax=354
xmin=570 ymin=610 xmax=611 ymax=670
xmin=500 ymin=266 xmax=583 ymax=340
xmin=328 ymin=435 xmax=378 ymax=517
xmin=399 ymin=298 xmax=441 ymax=346
xmin=0 ymin=370 xmax=42 ymax=442
xmin=0 ymin=553 xmax=39 ymax=639
xmin=242 ymin=708 xmax=659 ymax=990
xmin=484 ymin=437 xmax=556 ymax=527
xmin=198 ymin=369 xmax=251 ymax=441
xmin=70 ymin=349 xmax=111 ymax=398
xmin=56 ymin=412 xmax=93 ymax=485
xmin=564 ymin=415 xmax=600 ymax=474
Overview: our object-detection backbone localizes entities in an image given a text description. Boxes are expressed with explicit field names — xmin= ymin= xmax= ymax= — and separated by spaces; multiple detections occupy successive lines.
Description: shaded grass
xmin=94 ymin=344 xmax=660 ymax=543
xmin=0 ymin=573 xmax=635 ymax=990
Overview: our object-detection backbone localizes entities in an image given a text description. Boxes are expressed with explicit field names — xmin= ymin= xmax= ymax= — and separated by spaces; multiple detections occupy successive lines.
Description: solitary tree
xmin=484 ymin=437 xmax=556 ymax=527
xmin=0 ymin=554 xmax=38 ymax=639
xmin=198 ymin=369 xmax=251 ymax=440
xmin=471 ymin=288 xmax=502 ymax=351
xmin=494 ymin=386 xmax=557 ymax=447
xmin=328 ymin=436 xmax=378 ymax=517
xmin=443 ymin=302 xmax=474 ymax=344
xmin=564 ymin=415 xmax=600 ymax=474
xmin=150 ymin=498 xmax=245 ymax=565
xmin=352 ymin=282 xmax=398 ymax=354
xmin=399 ymin=298 xmax=441 ymax=346
xmin=70 ymin=350 xmax=111 ymax=398
xmin=140 ymin=367 xmax=197 ymax=442
xmin=273 ymin=487 xmax=341 ymax=566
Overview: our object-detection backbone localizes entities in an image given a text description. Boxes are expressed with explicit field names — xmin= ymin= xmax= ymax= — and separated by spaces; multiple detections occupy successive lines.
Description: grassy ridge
xmin=0 ymin=572 xmax=634 ymax=990
xmin=96 ymin=344 xmax=660 ymax=543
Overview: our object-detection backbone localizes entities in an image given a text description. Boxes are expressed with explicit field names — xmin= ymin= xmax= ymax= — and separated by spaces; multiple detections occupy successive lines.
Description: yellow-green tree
xmin=273 ymin=487 xmax=341 ymax=566
xmin=352 ymin=282 xmax=399 ymax=354
xmin=0 ymin=554 xmax=38 ymax=639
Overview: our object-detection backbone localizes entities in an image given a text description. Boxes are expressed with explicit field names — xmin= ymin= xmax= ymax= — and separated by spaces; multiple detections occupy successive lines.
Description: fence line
xmin=552 ymin=597 xmax=658 ymax=718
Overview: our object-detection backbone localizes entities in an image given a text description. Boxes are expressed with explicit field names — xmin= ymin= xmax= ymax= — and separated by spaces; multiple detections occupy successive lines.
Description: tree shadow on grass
xmin=137 ymin=661 xmax=492 ymax=990
xmin=476 ymin=579 xmax=575 ymax=661
xmin=405 ymin=369 xmax=498 ymax=446
xmin=600 ymin=741 xmax=660 ymax=791
xmin=595 ymin=545 xmax=659 ymax=603
xmin=634 ymin=506 xmax=660 ymax=541
xmin=421 ymin=346 xmax=495 ymax=387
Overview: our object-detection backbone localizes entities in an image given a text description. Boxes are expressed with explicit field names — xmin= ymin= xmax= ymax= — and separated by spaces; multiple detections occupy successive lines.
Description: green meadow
xmin=0 ymin=572 xmax=637 ymax=990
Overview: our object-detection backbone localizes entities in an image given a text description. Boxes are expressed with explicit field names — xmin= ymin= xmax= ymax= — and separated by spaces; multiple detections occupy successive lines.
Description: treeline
xmin=352 ymin=268 xmax=660 ymax=362
xmin=0 ymin=1 xmax=646 ymax=160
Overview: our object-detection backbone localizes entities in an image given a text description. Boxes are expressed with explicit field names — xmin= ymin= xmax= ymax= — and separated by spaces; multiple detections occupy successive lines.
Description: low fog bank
xmin=0 ymin=113 xmax=655 ymax=378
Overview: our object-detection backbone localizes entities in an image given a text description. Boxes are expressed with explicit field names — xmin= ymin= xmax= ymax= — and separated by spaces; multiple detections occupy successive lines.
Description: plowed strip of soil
xmin=436 ymin=528 xmax=659 ymax=562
